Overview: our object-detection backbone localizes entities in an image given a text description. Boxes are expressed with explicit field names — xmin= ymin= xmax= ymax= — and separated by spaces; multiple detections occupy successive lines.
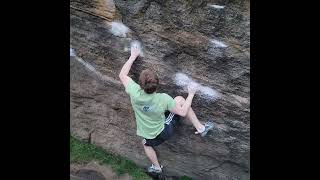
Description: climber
xmin=118 ymin=44 xmax=214 ymax=174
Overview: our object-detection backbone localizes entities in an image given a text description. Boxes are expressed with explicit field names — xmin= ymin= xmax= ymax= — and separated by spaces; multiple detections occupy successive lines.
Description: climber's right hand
xmin=130 ymin=44 xmax=140 ymax=59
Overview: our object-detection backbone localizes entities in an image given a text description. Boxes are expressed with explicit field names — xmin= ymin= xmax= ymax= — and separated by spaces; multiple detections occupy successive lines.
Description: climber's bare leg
xmin=143 ymin=144 xmax=161 ymax=168
xmin=174 ymin=96 xmax=205 ymax=133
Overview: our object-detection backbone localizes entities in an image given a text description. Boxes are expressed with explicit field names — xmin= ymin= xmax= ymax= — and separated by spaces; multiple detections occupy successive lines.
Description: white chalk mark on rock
xmin=110 ymin=21 xmax=129 ymax=38
xmin=174 ymin=73 xmax=220 ymax=101
xmin=200 ymin=86 xmax=219 ymax=100
xmin=208 ymin=4 xmax=225 ymax=9
xmin=70 ymin=48 xmax=76 ymax=57
xmin=173 ymin=73 xmax=191 ymax=87
xmin=232 ymin=94 xmax=249 ymax=104
xmin=211 ymin=39 xmax=227 ymax=48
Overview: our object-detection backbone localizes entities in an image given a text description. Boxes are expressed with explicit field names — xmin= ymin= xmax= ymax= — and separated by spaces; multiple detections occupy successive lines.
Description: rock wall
xmin=70 ymin=0 xmax=250 ymax=179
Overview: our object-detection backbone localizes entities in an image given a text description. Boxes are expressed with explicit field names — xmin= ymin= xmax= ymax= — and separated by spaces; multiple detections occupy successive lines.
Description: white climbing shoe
xmin=147 ymin=164 xmax=163 ymax=174
xmin=195 ymin=121 xmax=215 ymax=137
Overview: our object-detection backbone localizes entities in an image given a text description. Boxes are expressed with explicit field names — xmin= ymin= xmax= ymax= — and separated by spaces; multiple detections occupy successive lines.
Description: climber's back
xmin=125 ymin=69 xmax=176 ymax=139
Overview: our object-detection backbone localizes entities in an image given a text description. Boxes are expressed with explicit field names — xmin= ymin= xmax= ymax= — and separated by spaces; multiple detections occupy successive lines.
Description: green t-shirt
xmin=125 ymin=78 xmax=176 ymax=139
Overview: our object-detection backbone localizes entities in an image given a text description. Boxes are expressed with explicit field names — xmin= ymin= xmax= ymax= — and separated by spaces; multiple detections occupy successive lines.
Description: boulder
xmin=70 ymin=0 xmax=250 ymax=179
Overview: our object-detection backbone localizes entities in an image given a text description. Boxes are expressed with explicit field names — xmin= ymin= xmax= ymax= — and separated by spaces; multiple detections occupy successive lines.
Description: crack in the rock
xmin=71 ymin=94 xmax=95 ymax=100
xmin=70 ymin=5 xmax=112 ymax=22
xmin=88 ymin=129 xmax=95 ymax=144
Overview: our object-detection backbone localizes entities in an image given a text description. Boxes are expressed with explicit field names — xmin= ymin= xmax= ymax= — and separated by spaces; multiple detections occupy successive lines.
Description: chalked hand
xmin=130 ymin=43 xmax=140 ymax=58
xmin=188 ymin=82 xmax=200 ymax=95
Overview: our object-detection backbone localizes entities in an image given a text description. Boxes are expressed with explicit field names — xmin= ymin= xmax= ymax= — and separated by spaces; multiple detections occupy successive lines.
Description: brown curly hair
xmin=139 ymin=69 xmax=159 ymax=94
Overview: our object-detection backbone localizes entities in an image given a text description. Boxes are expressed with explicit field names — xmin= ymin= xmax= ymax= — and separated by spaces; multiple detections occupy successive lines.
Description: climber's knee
xmin=174 ymin=96 xmax=185 ymax=107
xmin=142 ymin=139 xmax=154 ymax=147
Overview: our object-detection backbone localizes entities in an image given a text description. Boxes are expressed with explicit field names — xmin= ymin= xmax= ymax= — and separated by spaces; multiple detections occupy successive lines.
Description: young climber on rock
xmin=118 ymin=43 xmax=214 ymax=174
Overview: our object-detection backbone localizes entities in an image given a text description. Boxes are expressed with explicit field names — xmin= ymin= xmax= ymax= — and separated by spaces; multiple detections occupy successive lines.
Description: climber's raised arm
xmin=119 ymin=45 xmax=140 ymax=87
xmin=169 ymin=83 xmax=200 ymax=117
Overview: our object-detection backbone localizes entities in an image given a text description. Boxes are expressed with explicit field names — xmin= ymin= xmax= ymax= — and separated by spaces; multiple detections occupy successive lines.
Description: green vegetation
xmin=70 ymin=135 xmax=151 ymax=180
xmin=70 ymin=135 xmax=193 ymax=180
xmin=179 ymin=176 xmax=193 ymax=180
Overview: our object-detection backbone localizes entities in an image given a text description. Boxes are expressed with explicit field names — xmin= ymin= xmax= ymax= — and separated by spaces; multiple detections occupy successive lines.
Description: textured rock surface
xmin=71 ymin=161 xmax=132 ymax=180
xmin=70 ymin=0 xmax=250 ymax=179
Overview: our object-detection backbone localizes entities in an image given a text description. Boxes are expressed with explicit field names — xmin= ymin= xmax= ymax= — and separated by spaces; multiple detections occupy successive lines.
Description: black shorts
xmin=142 ymin=111 xmax=180 ymax=147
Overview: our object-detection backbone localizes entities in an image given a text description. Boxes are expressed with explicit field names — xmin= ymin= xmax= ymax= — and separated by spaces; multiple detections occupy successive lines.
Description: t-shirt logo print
xmin=142 ymin=105 xmax=151 ymax=112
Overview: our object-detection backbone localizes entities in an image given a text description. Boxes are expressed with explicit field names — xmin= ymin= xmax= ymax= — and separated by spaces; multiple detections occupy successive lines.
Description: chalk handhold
xmin=174 ymin=73 xmax=220 ymax=101
xmin=208 ymin=4 xmax=225 ymax=9
xmin=211 ymin=39 xmax=227 ymax=48
xmin=110 ymin=21 xmax=129 ymax=38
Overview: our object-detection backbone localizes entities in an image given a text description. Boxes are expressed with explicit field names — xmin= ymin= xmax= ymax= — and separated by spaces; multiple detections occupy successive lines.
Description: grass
xmin=179 ymin=176 xmax=193 ymax=180
xmin=70 ymin=135 xmax=193 ymax=180
xmin=70 ymin=135 xmax=151 ymax=180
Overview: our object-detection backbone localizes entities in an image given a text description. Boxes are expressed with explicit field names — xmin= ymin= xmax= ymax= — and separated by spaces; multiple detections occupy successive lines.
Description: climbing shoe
xmin=147 ymin=164 xmax=163 ymax=174
xmin=200 ymin=121 xmax=215 ymax=137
